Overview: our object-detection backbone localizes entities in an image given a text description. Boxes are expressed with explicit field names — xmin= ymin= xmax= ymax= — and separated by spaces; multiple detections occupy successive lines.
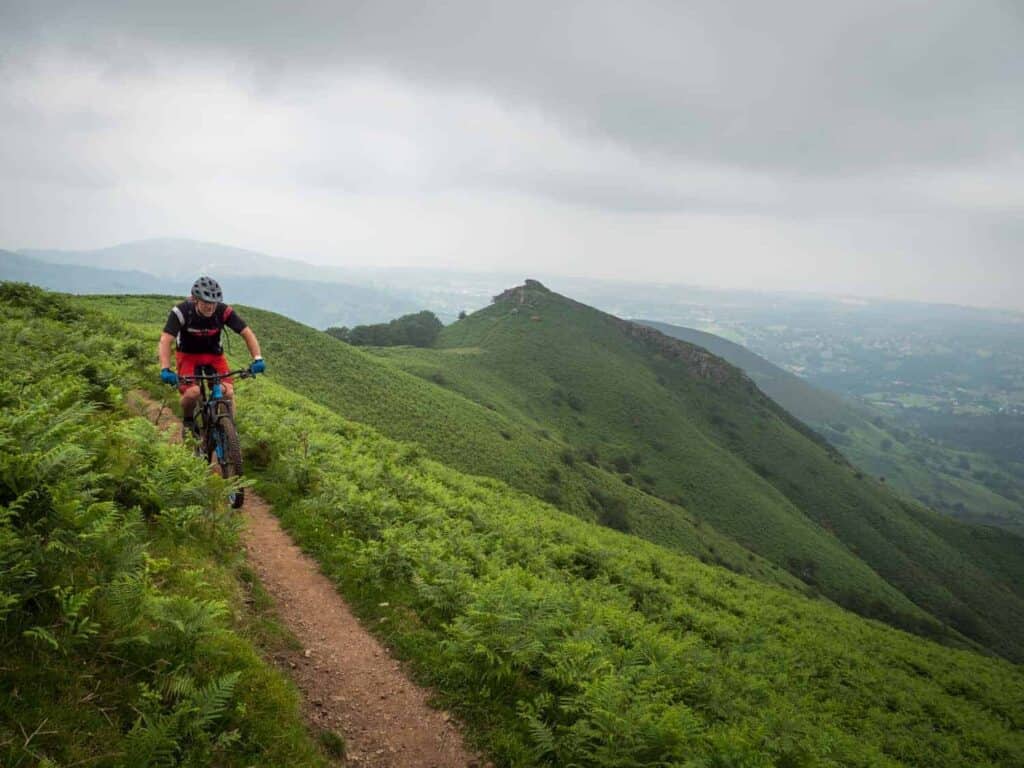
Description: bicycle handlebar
xmin=179 ymin=368 xmax=256 ymax=384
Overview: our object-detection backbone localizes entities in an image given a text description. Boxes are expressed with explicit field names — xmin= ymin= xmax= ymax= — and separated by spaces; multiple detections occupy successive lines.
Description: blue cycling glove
xmin=249 ymin=357 xmax=266 ymax=375
xmin=160 ymin=368 xmax=179 ymax=386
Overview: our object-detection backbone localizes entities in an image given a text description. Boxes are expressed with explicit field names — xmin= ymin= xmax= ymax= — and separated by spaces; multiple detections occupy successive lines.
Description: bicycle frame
xmin=180 ymin=367 xmax=252 ymax=460
xmin=178 ymin=366 xmax=254 ymax=508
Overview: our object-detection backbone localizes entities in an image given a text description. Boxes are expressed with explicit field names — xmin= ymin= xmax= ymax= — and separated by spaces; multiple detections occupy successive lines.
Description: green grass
xmin=373 ymin=283 xmax=1024 ymax=661
xmin=0 ymin=284 xmax=331 ymax=767
xmin=13 ymin=283 xmax=1024 ymax=766
xmin=636 ymin=322 xmax=1024 ymax=537
xmin=838 ymin=420 xmax=1024 ymax=536
xmin=236 ymin=372 xmax=1024 ymax=767
xmin=76 ymin=293 xmax=797 ymax=590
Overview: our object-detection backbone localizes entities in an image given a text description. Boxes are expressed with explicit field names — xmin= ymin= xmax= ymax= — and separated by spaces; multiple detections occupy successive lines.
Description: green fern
xmin=22 ymin=624 xmax=59 ymax=650
xmin=191 ymin=671 xmax=241 ymax=731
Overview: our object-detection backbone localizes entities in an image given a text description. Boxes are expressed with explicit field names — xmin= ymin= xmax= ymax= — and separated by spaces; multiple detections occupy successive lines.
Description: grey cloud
xmin=3 ymin=1 xmax=1022 ymax=177
xmin=1 ymin=0 xmax=1022 ymax=310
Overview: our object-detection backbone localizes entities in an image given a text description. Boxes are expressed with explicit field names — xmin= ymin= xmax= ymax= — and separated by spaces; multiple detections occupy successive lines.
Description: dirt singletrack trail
xmin=128 ymin=391 xmax=483 ymax=768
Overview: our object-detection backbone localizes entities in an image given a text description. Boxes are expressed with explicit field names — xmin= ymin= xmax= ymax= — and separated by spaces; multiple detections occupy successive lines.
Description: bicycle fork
xmin=207 ymin=383 xmax=234 ymax=463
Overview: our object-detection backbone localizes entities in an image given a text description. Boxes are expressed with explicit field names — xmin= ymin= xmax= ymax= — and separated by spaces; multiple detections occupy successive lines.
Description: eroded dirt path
xmin=128 ymin=391 xmax=481 ymax=768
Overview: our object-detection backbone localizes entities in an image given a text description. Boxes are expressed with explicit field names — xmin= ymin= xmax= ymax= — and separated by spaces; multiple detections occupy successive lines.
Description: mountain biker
xmin=158 ymin=276 xmax=265 ymax=436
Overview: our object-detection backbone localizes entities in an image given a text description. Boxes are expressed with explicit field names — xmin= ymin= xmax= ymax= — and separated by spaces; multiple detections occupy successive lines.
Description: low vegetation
xmin=78 ymin=289 xmax=1024 ymax=662
xmin=0 ymin=284 xmax=328 ymax=766
xmin=238 ymin=376 xmax=1024 ymax=767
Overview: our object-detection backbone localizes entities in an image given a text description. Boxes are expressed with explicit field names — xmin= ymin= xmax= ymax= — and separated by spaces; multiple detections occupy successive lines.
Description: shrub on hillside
xmin=589 ymin=489 xmax=631 ymax=532
xmin=612 ymin=455 xmax=632 ymax=473
xmin=327 ymin=310 xmax=443 ymax=348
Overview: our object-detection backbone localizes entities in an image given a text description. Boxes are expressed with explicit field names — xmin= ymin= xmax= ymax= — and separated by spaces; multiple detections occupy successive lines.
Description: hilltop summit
xmin=491 ymin=278 xmax=551 ymax=305
xmin=493 ymin=280 xmax=739 ymax=385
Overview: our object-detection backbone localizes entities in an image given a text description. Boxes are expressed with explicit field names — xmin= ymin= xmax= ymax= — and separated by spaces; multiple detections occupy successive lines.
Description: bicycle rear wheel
xmin=212 ymin=407 xmax=245 ymax=509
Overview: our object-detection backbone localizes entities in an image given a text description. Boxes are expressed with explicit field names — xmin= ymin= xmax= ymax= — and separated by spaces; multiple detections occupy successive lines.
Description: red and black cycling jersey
xmin=163 ymin=299 xmax=247 ymax=354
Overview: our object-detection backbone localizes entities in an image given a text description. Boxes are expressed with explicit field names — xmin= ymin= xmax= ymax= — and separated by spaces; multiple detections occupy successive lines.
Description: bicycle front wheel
xmin=212 ymin=411 xmax=245 ymax=509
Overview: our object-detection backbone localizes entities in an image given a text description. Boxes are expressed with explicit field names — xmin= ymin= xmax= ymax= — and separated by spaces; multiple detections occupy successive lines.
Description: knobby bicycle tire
xmin=212 ymin=407 xmax=245 ymax=509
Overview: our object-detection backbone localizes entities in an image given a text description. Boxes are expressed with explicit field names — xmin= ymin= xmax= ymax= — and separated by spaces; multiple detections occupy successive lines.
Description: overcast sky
xmin=1 ymin=1 xmax=1021 ymax=308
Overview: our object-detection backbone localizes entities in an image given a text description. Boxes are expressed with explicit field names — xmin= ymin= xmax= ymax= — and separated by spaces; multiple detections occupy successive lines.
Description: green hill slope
xmin=75 ymin=289 xmax=1024 ymax=661
xmin=16 ymin=283 xmax=1024 ymax=767
xmin=636 ymin=320 xmax=866 ymax=426
xmin=243 ymin=379 xmax=1024 ymax=768
xmin=642 ymin=320 xmax=1024 ymax=536
xmin=75 ymin=295 xmax=791 ymax=591
xmin=371 ymin=282 xmax=1024 ymax=661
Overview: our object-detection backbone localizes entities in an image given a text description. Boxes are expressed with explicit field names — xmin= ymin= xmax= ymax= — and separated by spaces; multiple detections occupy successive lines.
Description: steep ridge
xmin=641 ymin=319 xmax=1024 ymax=536
xmin=378 ymin=281 xmax=1024 ymax=661
xmin=12 ymin=283 xmax=1024 ymax=766
xmin=635 ymin=319 xmax=866 ymax=425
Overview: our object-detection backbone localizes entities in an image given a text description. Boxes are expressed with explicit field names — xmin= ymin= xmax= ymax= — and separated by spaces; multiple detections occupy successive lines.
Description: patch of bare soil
xmin=127 ymin=391 xmax=483 ymax=767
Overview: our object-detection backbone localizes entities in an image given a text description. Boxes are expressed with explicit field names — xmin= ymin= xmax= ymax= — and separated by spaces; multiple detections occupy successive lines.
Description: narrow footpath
xmin=129 ymin=392 xmax=482 ymax=768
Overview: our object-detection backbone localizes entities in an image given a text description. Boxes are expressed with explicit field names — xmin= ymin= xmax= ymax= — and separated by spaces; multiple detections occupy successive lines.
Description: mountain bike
xmin=180 ymin=366 xmax=256 ymax=509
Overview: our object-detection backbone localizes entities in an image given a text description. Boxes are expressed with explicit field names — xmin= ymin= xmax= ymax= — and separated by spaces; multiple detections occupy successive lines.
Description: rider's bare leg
xmin=222 ymin=382 xmax=235 ymax=416
xmin=180 ymin=385 xmax=201 ymax=421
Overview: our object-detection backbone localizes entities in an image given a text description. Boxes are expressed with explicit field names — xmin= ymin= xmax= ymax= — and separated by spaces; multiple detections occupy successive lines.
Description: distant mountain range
xmin=19 ymin=238 xmax=337 ymax=281
xmin=1 ymin=244 xmax=419 ymax=329
xmin=0 ymin=249 xmax=170 ymax=294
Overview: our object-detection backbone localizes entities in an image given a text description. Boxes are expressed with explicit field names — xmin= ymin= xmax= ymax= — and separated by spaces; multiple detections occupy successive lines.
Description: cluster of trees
xmin=327 ymin=310 xmax=443 ymax=348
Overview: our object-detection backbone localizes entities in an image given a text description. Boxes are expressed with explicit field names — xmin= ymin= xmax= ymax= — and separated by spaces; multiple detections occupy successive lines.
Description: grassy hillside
xmin=371 ymin=282 xmax=1024 ymax=661
xmin=77 ymin=294 xmax=797 ymax=591
xmin=642 ymin=320 xmax=1024 ymax=536
xmin=0 ymin=285 xmax=332 ymax=766
xmin=12 ymin=282 xmax=1024 ymax=766
xmin=77 ymin=290 xmax=1024 ymax=662
xmin=238 ymin=381 xmax=1024 ymax=767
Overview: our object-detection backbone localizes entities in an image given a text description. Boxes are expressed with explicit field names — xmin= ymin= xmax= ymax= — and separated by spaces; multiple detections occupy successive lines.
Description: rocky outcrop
xmin=613 ymin=318 xmax=740 ymax=385
xmin=491 ymin=279 xmax=550 ymax=306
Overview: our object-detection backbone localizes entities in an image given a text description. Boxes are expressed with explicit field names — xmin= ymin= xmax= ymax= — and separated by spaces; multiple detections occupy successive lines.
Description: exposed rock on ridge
xmin=613 ymin=318 xmax=739 ymax=386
